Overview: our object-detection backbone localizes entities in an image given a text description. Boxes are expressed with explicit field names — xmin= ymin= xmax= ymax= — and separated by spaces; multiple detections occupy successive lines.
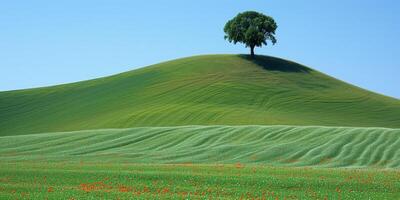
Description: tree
xmin=224 ymin=11 xmax=278 ymax=58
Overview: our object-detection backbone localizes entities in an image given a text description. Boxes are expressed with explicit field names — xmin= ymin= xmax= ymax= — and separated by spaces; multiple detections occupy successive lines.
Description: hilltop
xmin=1 ymin=55 xmax=399 ymax=135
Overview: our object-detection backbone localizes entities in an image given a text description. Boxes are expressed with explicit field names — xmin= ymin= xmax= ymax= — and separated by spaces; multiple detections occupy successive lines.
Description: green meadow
xmin=1 ymin=55 xmax=399 ymax=136
xmin=1 ymin=126 xmax=400 ymax=168
xmin=1 ymin=55 xmax=400 ymax=199
xmin=1 ymin=162 xmax=399 ymax=200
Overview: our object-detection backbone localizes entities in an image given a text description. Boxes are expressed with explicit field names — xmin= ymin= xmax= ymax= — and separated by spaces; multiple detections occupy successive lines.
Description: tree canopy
xmin=224 ymin=11 xmax=278 ymax=57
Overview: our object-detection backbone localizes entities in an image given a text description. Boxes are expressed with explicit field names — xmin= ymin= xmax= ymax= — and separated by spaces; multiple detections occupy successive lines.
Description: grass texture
xmin=1 ymin=125 xmax=399 ymax=168
xmin=0 ymin=162 xmax=399 ymax=199
xmin=1 ymin=55 xmax=400 ymax=199
xmin=1 ymin=55 xmax=400 ymax=136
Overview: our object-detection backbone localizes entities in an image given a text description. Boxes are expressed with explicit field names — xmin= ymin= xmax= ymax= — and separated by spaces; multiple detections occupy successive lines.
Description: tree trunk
xmin=250 ymin=46 xmax=255 ymax=58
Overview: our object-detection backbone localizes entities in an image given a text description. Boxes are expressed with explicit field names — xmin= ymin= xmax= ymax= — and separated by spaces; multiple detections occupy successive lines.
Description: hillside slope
xmin=1 ymin=55 xmax=399 ymax=135
xmin=1 ymin=125 xmax=399 ymax=168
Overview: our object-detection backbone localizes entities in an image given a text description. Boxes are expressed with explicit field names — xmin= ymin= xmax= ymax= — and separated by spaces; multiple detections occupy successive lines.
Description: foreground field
xmin=1 ymin=125 xmax=400 ymax=168
xmin=2 ymin=125 xmax=400 ymax=199
xmin=0 ymin=162 xmax=399 ymax=200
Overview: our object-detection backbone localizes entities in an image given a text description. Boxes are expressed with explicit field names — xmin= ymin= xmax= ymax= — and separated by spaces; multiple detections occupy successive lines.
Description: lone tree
xmin=224 ymin=11 xmax=277 ymax=58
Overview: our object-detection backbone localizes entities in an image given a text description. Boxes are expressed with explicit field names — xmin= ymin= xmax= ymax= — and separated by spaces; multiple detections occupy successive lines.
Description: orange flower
xmin=235 ymin=163 xmax=244 ymax=169
xmin=162 ymin=187 xmax=170 ymax=194
xmin=118 ymin=186 xmax=131 ymax=193
xmin=143 ymin=186 xmax=150 ymax=193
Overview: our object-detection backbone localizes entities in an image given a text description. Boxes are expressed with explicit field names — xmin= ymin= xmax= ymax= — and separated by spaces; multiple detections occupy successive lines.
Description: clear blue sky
xmin=1 ymin=0 xmax=399 ymax=98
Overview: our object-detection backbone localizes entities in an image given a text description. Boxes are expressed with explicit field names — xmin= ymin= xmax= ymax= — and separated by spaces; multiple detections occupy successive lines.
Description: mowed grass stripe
xmin=1 ymin=125 xmax=399 ymax=168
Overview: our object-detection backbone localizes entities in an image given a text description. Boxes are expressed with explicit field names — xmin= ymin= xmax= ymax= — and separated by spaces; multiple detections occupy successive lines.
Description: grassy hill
xmin=1 ymin=125 xmax=399 ymax=168
xmin=1 ymin=55 xmax=400 ymax=136
xmin=1 ymin=55 xmax=400 ymax=199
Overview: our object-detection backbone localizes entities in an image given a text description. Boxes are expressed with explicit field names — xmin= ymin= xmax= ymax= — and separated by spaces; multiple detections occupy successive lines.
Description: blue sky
xmin=1 ymin=0 xmax=399 ymax=98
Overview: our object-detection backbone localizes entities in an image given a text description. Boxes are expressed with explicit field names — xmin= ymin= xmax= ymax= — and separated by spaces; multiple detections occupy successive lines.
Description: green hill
xmin=1 ymin=125 xmax=399 ymax=168
xmin=1 ymin=55 xmax=399 ymax=136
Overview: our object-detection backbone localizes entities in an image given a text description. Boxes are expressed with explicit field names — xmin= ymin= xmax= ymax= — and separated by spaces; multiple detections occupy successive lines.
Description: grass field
xmin=1 ymin=55 xmax=399 ymax=136
xmin=1 ymin=55 xmax=400 ymax=199
xmin=1 ymin=125 xmax=399 ymax=199
xmin=1 ymin=126 xmax=400 ymax=168
xmin=1 ymin=162 xmax=399 ymax=200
